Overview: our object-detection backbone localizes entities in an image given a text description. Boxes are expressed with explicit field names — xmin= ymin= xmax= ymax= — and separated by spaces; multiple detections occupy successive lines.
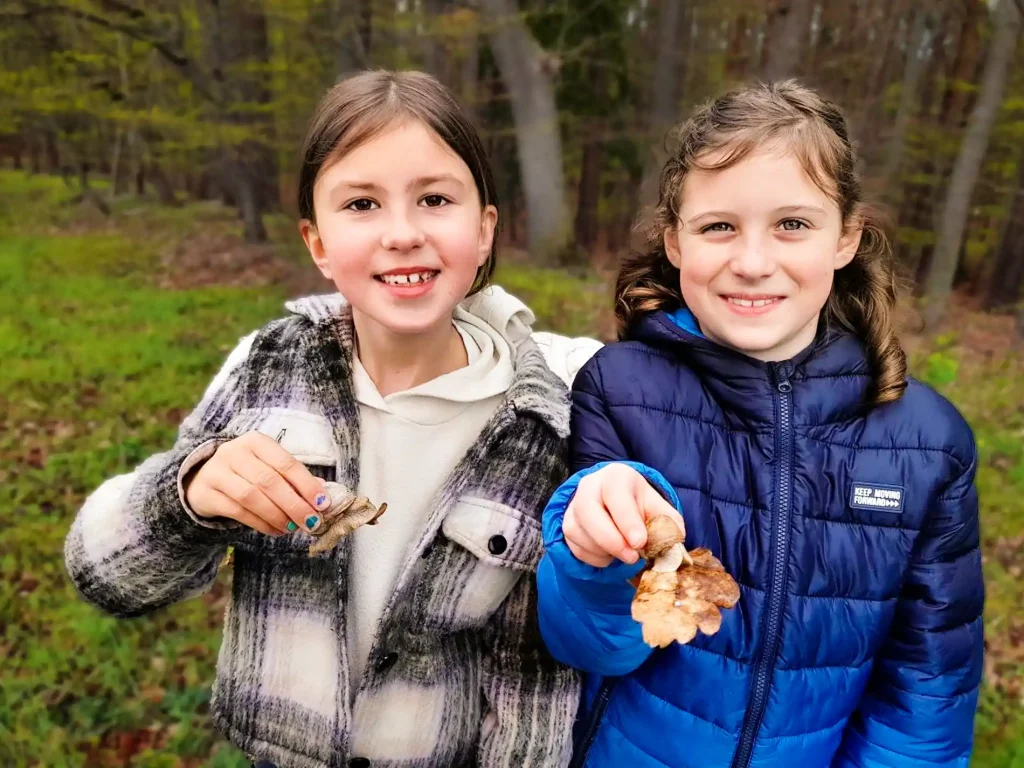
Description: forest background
xmin=1 ymin=0 xmax=1023 ymax=765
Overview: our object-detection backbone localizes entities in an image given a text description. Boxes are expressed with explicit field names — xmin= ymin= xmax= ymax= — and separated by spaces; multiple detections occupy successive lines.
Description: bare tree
xmin=638 ymin=0 xmax=687 ymax=209
xmin=985 ymin=156 xmax=1024 ymax=311
xmin=879 ymin=5 xmax=936 ymax=193
xmin=924 ymin=0 xmax=1020 ymax=327
xmin=762 ymin=0 xmax=814 ymax=82
xmin=480 ymin=0 xmax=569 ymax=259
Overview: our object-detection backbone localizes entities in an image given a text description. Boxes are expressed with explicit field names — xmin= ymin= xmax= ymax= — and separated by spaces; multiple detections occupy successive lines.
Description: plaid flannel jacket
xmin=65 ymin=291 xmax=596 ymax=768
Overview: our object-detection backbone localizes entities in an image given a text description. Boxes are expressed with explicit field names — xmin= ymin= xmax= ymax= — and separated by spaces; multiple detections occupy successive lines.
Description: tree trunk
xmin=460 ymin=10 xmax=480 ymax=122
xmin=762 ymin=0 xmax=814 ymax=81
xmin=329 ymin=0 xmax=369 ymax=77
xmin=924 ymin=0 xmax=1020 ymax=328
xmin=985 ymin=158 xmax=1024 ymax=310
xmin=236 ymin=165 xmax=268 ymax=243
xmin=150 ymin=162 xmax=179 ymax=207
xmin=638 ymin=0 xmax=687 ymax=209
xmin=574 ymin=130 xmax=604 ymax=252
xmin=879 ymin=6 xmax=934 ymax=193
xmin=481 ymin=0 xmax=570 ymax=260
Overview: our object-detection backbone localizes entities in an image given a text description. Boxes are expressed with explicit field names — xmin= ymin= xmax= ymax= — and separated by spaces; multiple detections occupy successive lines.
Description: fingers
xmin=249 ymin=435 xmax=329 ymax=515
xmin=187 ymin=485 xmax=282 ymax=536
xmin=560 ymin=464 xmax=687 ymax=570
xmin=228 ymin=447 xmax=321 ymax=532
xmin=565 ymin=478 xmax=638 ymax=565
xmin=637 ymin=480 xmax=686 ymax=539
xmin=601 ymin=475 xmax=648 ymax=550
xmin=212 ymin=471 xmax=295 ymax=534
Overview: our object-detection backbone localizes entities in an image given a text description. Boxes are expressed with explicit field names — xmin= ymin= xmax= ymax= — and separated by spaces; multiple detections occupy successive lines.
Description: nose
xmin=729 ymin=234 xmax=776 ymax=280
xmin=380 ymin=208 xmax=426 ymax=252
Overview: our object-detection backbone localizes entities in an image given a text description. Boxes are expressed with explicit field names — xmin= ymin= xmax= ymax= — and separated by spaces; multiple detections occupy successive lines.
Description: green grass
xmin=2 ymin=169 xmax=1022 ymax=766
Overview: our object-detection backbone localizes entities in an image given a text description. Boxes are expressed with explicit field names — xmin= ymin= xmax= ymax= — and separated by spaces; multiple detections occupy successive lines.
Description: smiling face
xmin=663 ymin=146 xmax=861 ymax=362
xmin=299 ymin=119 xmax=497 ymax=339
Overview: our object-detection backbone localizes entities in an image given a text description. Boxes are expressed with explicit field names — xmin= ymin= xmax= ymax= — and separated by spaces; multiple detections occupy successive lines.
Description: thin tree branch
xmin=3 ymin=2 xmax=219 ymax=103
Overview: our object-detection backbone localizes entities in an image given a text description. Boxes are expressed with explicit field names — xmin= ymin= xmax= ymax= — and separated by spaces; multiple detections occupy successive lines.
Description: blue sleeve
xmin=832 ymin=450 xmax=984 ymax=768
xmin=536 ymin=362 xmax=682 ymax=676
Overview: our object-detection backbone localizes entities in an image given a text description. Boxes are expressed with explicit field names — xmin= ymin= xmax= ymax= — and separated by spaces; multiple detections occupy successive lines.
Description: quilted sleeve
xmin=832 ymin=448 xmax=984 ymax=767
xmin=537 ymin=362 xmax=680 ymax=676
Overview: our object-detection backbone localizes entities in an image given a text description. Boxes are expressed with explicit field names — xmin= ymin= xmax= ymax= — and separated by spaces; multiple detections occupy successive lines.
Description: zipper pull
xmin=776 ymin=362 xmax=794 ymax=393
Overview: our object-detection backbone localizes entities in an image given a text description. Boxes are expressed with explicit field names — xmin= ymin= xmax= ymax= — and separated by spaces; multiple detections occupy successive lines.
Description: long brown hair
xmin=298 ymin=70 xmax=498 ymax=295
xmin=617 ymin=80 xmax=906 ymax=406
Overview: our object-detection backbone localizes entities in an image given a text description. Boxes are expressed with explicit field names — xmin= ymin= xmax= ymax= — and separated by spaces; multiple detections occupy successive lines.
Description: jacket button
xmin=488 ymin=535 xmax=508 ymax=555
xmin=348 ymin=759 xmax=370 ymax=768
xmin=374 ymin=652 xmax=399 ymax=674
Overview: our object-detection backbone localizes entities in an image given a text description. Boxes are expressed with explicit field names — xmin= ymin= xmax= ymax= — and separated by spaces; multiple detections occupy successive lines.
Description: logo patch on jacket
xmin=850 ymin=483 xmax=904 ymax=512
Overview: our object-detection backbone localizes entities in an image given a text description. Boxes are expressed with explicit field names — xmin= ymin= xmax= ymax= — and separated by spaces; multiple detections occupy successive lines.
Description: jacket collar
xmin=285 ymin=291 xmax=570 ymax=438
xmin=631 ymin=311 xmax=874 ymax=424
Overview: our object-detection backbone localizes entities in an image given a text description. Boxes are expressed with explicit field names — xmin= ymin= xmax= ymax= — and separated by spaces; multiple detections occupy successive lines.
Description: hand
xmin=562 ymin=463 xmax=685 ymax=568
xmin=184 ymin=431 xmax=328 ymax=536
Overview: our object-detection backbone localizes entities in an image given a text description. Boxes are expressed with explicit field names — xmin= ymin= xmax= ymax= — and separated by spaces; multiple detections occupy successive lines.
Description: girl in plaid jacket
xmin=65 ymin=70 xmax=597 ymax=768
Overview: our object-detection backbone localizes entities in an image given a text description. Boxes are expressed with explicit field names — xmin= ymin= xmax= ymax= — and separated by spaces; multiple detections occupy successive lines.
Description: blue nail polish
xmin=306 ymin=515 xmax=319 ymax=530
xmin=315 ymin=493 xmax=328 ymax=509
xmin=287 ymin=521 xmax=297 ymax=532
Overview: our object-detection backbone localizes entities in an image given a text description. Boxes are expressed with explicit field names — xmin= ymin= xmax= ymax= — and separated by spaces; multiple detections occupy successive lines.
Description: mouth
xmin=374 ymin=269 xmax=440 ymax=286
xmin=720 ymin=294 xmax=785 ymax=314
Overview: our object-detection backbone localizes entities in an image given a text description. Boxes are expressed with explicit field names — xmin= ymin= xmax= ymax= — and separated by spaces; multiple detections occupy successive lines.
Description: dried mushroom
xmin=631 ymin=516 xmax=740 ymax=648
xmin=307 ymin=481 xmax=387 ymax=556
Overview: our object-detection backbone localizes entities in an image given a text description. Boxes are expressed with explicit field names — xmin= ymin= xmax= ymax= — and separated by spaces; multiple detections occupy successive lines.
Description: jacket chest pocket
xmin=424 ymin=497 xmax=543 ymax=630
xmin=226 ymin=408 xmax=340 ymax=559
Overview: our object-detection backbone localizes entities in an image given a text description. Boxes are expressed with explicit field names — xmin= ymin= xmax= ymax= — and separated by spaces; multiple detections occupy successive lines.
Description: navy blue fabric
xmin=538 ymin=311 xmax=983 ymax=768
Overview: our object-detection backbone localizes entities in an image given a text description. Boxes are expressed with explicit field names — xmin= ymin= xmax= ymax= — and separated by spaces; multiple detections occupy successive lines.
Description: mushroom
xmin=630 ymin=517 xmax=740 ymax=648
xmin=638 ymin=515 xmax=693 ymax=570
xmin=307 ymin=481 xmax=387 ymax=556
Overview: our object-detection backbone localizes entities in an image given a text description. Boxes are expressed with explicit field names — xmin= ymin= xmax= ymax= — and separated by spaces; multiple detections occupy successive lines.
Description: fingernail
xmin=305 ymin=515 xmax=319 ymax=530
xmin=287 ymin=521 xmax=297 ymax=532
xmin=629 ymin=532 xmax=645 ymax=548
xmin=315 ymin=492 xmax=329 ymax=510
xmin=623 ymin=549 xmax=638 ymax=564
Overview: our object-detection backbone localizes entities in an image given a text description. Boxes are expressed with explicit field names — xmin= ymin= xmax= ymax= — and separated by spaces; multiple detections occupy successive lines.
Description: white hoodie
xmin=346 ymin=285 xmax=601 ymax=683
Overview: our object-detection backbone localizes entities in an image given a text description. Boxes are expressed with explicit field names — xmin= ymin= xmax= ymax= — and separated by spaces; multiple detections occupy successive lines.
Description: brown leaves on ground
xmin=158 ymin=233 xmax=297 ymax=291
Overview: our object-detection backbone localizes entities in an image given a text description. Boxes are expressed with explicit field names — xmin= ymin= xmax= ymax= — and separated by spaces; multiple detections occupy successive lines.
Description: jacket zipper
xmin=731 ymin=364 xmax=795 ymax=768
xmin=569 ymin=678 xmax=617 ymax=768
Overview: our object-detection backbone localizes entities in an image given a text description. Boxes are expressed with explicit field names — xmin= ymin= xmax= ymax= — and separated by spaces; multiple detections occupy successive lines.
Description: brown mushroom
xmin=630 ymin=516 xmax=740 ymax=648
xmin=307 ymin=482 xmax=387 ymax=556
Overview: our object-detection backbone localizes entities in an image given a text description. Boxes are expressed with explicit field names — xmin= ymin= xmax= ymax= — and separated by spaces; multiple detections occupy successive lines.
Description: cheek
xmin=676 ymin=244 xmax=721 ymax=295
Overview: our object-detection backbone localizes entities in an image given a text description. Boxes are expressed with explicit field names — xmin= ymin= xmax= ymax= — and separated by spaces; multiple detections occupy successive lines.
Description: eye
xmin=345 ymin=198 xmax=378 ymax=212
xmin=421 ymin=194 xmax=450 ymax=208
xmin=700 ymin=222 xmax=733 ymax=234
xmin=779 ymin=219 xmax=808 ymax=231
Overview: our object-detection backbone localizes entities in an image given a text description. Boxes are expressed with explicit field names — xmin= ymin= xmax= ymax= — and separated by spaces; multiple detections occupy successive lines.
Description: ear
xmin=478 ymin=204 xmax=498 ymax=266
xmin=299 ymin=219 xmax=332 ymax=279
xmin=835 ymin=223 xmax=862 ymax=270
xmin=663 ymin=225 xmax=683 ymax=269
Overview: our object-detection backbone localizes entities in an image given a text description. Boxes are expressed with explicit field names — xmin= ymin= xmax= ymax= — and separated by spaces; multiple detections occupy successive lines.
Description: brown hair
xmin=617 ymin=80 xmax=907 ymax=406
xmin=299 ymin=70 xmax=498 ymax=295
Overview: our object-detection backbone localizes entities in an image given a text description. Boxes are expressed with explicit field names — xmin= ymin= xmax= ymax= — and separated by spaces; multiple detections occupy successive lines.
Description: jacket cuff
xmin=176 ymin=437 xmax=241 ymax=530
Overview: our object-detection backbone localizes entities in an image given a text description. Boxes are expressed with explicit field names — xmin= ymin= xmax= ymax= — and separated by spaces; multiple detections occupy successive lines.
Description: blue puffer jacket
xmin=537 ymin=309 xmax=984 ymax=768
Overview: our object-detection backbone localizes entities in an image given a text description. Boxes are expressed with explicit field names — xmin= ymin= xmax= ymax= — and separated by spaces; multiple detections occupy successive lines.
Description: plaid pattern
xmin=65 ymin=294 xmax=587 ymax=768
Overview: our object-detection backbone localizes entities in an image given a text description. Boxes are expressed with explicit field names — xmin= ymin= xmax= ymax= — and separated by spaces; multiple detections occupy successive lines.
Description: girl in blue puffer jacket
xmin=537 ymin=80 xmax=984 ymax=768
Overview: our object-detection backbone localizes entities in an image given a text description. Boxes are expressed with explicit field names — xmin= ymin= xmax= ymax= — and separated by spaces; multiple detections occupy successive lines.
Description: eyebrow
xmin=330 ymin=174 xmax=466 ymax=196
xmin=684 ymin=204 xmax=827 ymax=225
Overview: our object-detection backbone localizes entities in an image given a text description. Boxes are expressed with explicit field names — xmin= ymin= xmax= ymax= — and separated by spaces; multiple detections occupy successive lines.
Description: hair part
xmin=298 ymin=70 xmax=498 ymax=295
xmin=616 ymin=80 xmax=907 ymax=406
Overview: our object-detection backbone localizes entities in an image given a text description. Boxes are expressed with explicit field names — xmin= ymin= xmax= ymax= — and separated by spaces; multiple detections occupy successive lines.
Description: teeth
xmin=728 ymin=297 xmax=778 ymax=307
xmin=381 ymin=271 xmax=435 ymax=286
